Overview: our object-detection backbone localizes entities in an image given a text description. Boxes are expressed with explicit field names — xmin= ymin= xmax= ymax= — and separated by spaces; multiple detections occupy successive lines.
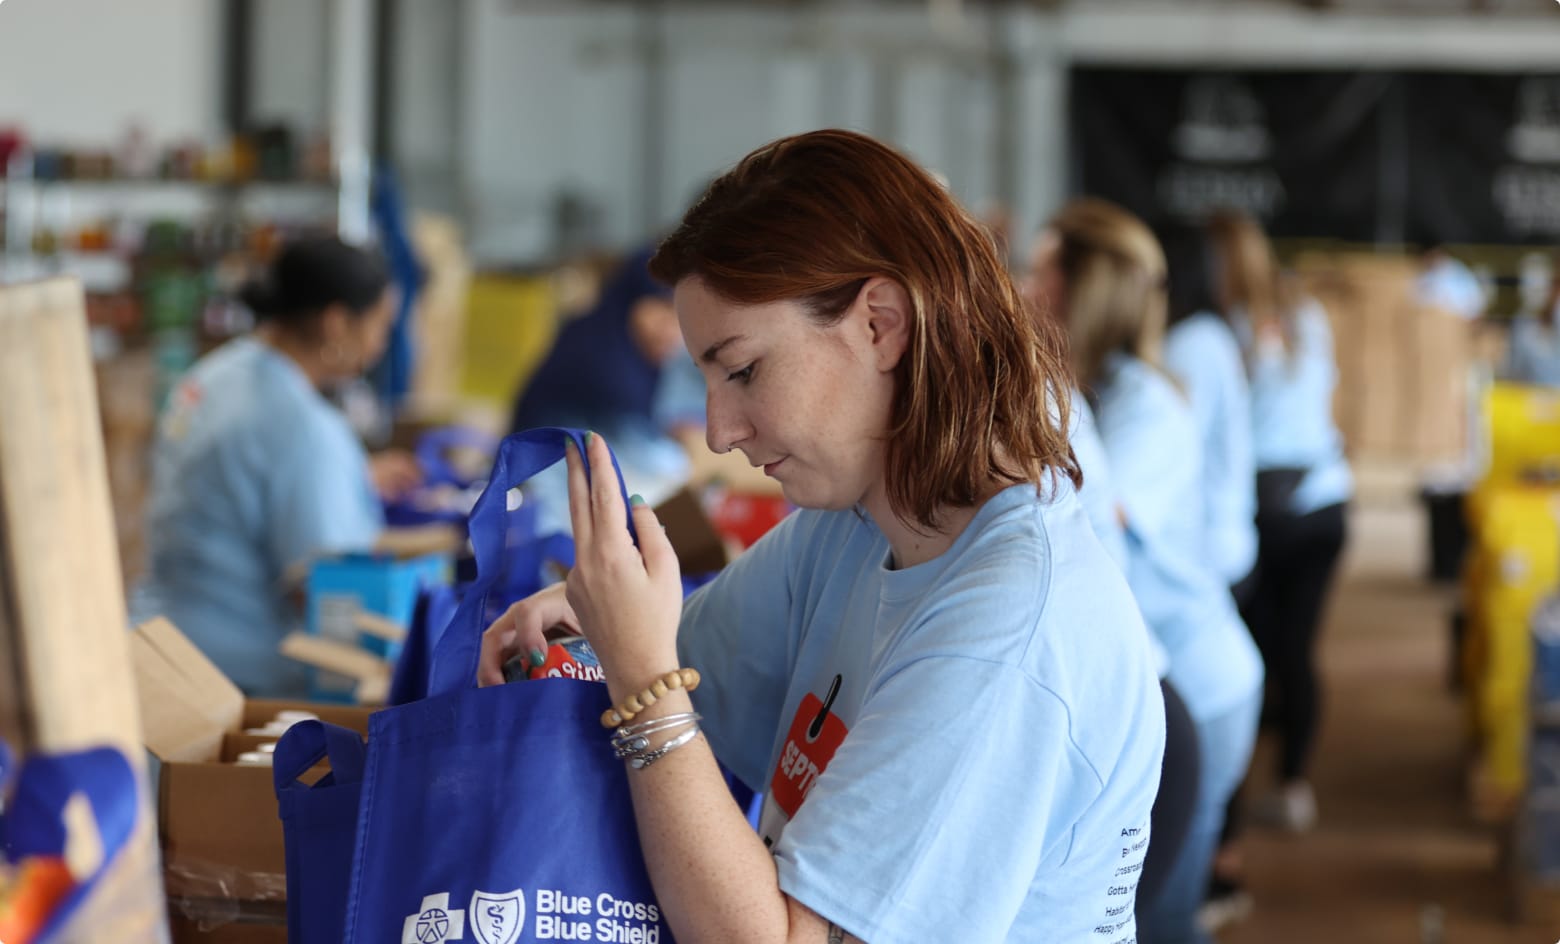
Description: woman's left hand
xmin=564 ymin=433 xmax=685 ymax=700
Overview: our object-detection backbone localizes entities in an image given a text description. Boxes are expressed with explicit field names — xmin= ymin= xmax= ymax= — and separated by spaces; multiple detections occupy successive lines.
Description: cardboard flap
xmin=131 ymin=618 xmax=245 ymax=763
xmin=657 ymin=488 xmax=729 ymax=576
xmin=278 ymin=634 xmax=391 ymax=707
xmin=280 ymin=631 xmax=389 ymax=676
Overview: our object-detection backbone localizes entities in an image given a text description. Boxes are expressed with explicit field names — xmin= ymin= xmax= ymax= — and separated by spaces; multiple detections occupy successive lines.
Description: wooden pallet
xmin=0 ymin=278 xmax=169 ymax=942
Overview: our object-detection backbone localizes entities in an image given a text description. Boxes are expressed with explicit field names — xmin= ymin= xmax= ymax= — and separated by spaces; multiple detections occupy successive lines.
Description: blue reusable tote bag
xmin=273 ymin=720 xmax=369 ymax=944
xmin=342 ymin=427 xmax=676 ymax=944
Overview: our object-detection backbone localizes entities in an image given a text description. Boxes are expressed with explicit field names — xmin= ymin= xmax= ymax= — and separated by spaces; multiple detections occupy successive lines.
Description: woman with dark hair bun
xmin=139 ymin=234 xmax=413 ymax=697
xmin=479 ymin=131 xmax=1166 ymax=943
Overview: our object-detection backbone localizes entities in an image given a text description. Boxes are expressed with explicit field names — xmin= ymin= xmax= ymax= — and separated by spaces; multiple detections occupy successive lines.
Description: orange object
xmin=0 ymin=856 xmax=78 ymax=944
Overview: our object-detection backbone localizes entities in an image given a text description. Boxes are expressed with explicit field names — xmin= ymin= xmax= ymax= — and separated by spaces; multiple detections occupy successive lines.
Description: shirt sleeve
xmin=774 ymin=656 xmax=1101 ymax=944
xmin=263 ymin=412 xmax=384 ymax=576
xmin=678 ymin=511 xmax=809 ymax=789
xmin=1095 ymin=373 xmax=1196 ymax=549
xmin=1069 ymin=397 xmax=1129 ymax=571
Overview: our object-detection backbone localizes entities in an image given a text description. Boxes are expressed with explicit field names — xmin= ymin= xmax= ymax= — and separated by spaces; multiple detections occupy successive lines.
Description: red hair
xmin=650 ymin=129 xmax=1079 ymax=530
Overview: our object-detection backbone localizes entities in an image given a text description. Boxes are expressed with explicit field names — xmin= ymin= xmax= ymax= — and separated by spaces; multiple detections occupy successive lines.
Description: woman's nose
xmin=704 ymin=390 xmax=748 ymax=456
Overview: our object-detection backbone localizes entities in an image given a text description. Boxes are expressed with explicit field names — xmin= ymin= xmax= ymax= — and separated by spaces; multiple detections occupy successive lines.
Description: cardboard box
xmin=131 ymin=617 xmax=374 ymax=906
xmin=168 ymin=910 xmax=287 ymax=944
xmin=657 ymin=486 xmax=731 ymax=576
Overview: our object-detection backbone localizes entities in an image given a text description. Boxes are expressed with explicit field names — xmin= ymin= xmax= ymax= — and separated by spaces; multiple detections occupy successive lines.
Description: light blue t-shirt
xmin=679 ymin=483 xmax=1164 ymax=943
xmin=1233 ymin=301 xmax=1354 ymax=515
xmin=138 ymin=337 xmax=384 ymax=696
xmin=1091 ymin=354 xmax=1264 ymax=724
xmin=1505 ymin=317 xmax=1560 ymax=388
xmin=1164 ymin=312 xmax=1258 ymax=585
xmin=1069 ymin=394 xmax=1129 ymax=573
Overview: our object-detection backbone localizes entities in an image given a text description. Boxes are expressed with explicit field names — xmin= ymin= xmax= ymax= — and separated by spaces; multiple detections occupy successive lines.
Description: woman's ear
xmin=855 ymin=277 xmax=912 ymax=373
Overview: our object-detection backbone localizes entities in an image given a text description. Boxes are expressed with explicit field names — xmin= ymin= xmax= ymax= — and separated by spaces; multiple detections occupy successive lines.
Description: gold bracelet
xmin=600 ymin=668 xmax=701 ymax=728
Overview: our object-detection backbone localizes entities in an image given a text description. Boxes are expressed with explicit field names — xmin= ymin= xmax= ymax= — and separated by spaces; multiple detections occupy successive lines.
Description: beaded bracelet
xmin=599 ymin=668 xmax=701 ymax=728
xmin=627 ymin=725 xmax=701 ymax=770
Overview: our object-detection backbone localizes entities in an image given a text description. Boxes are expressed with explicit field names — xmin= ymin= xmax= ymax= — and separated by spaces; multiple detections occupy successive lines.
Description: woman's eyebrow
xmin=700 ymin=335 xmax=749 ymax=364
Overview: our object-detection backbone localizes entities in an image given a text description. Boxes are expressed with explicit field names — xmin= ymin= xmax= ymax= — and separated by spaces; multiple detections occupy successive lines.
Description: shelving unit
xmin=0 ymin=177 xmax=340 ymax=292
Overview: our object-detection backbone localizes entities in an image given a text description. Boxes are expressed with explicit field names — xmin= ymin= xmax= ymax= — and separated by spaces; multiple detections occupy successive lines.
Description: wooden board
xmin=0 ymin=278 xmax=169 ymax=942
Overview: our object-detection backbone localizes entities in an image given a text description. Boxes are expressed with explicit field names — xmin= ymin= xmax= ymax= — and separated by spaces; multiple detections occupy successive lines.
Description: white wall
xmin=251 ymin=0 xmax=332 ymax=135
xmin=450 ymin=1 xmax=1017 ymax=264
xmin=6 ymin=0 xmax=1560 ymax=264
xmin=0 ymin=0 xmax=221 ymax=147
xmin=392 ymin=0 xmax=462 ymax=216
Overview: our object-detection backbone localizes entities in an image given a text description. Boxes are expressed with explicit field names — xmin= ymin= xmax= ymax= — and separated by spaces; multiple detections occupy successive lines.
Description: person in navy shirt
xmin=481 ymin=131 xmax=1165 ymax=943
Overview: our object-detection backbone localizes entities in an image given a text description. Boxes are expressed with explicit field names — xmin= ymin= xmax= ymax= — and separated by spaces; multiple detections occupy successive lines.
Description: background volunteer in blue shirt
xmin=1208 ymin=210 xmax=1353 ymax=836
xmin=1157 ymin=223 xmax=1261 ymax=931
xmin=480 ymin=130 xmax=1166 ymax=944
xmin=1034 ymin=198 xmax=1264 ymax=944
xmin=137 ymin=235 xmax=416 ymax=697
xmin=1158 ymin=225 xmax=1259 ymax=606
xmin=1022 ymin=253 xmax=1201 ymax=916
xmin=1505 ymin=253 xmax=1560 ymax=388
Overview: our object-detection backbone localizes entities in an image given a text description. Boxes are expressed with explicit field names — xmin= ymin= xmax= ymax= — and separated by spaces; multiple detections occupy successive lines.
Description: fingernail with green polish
xmin=529 ymin=648 xmax=547 ymax=668
xmin=585 ymin=431 xmax=595 ymax=446
xmin=630 ymin=494 xmax=646 ymax=507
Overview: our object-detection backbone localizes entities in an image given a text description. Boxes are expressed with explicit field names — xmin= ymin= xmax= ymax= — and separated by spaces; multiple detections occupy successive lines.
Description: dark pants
xmin=1139 ymin=679 xmax=1200 ymax=910
xmin=1243 ymin=499 xmax=1349 ymax=781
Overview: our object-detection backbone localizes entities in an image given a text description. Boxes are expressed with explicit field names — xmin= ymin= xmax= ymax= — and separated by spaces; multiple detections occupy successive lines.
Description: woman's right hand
xmin=476 ymin=582 xmax=581 ymax=687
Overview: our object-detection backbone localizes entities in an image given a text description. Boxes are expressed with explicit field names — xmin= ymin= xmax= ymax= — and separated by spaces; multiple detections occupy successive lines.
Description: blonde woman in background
xmin=1207 ymin=212 xmax=1352 ymax=835
xmin=1029 ymin=198 xmax=1264 ymax=944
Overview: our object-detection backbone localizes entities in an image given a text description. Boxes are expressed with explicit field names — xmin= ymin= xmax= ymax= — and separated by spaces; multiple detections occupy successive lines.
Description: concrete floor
xmin=1221 ymin=497 xmax=1559 ymax=944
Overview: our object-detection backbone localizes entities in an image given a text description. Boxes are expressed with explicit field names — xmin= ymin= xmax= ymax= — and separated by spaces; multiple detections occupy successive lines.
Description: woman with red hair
xmin=480 ymin=130 xmax=1165 ymax=943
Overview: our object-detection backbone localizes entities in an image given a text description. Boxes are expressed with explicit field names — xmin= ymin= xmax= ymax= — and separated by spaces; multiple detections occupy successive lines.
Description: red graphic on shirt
xmin=769 ymin=675 xmax=848 ymax=819
xmin=174 ymin=380 xmax=203 ymax=409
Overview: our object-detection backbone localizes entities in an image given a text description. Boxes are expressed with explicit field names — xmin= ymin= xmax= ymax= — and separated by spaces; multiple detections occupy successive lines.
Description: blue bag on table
xmin=383 ymin=426 xmax=498 ymax=529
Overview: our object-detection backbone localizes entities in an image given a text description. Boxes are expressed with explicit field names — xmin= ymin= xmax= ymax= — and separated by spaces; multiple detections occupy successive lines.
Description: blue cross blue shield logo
xmin=470 ymin=889 xmax=526 ymax=944
xmin=402 ymin=892 xmax=467 ymax=944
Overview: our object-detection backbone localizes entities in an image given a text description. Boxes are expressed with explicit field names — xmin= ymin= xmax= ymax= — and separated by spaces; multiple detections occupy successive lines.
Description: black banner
xmin=1404 ymin=73 xmax=1560 ymax=246
xmin=1070 ymin=68 xmax=1391 ymax=242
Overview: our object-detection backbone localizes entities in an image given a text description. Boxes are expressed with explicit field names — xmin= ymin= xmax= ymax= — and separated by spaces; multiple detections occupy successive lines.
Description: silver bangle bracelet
xmin=613 ymin=717 xmax=699 ymax=758
xmin=612 ymin=712 xmax=701 ymax=749
xmin=627 ymin=725 xmax=700 ymax=769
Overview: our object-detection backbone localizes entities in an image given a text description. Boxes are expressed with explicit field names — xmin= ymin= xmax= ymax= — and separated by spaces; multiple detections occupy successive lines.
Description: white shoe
xmin=1197 ymin=888 xmax=1254 ymax=935
xmin=1255 ymin=780 xmax=1318 ymax=833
